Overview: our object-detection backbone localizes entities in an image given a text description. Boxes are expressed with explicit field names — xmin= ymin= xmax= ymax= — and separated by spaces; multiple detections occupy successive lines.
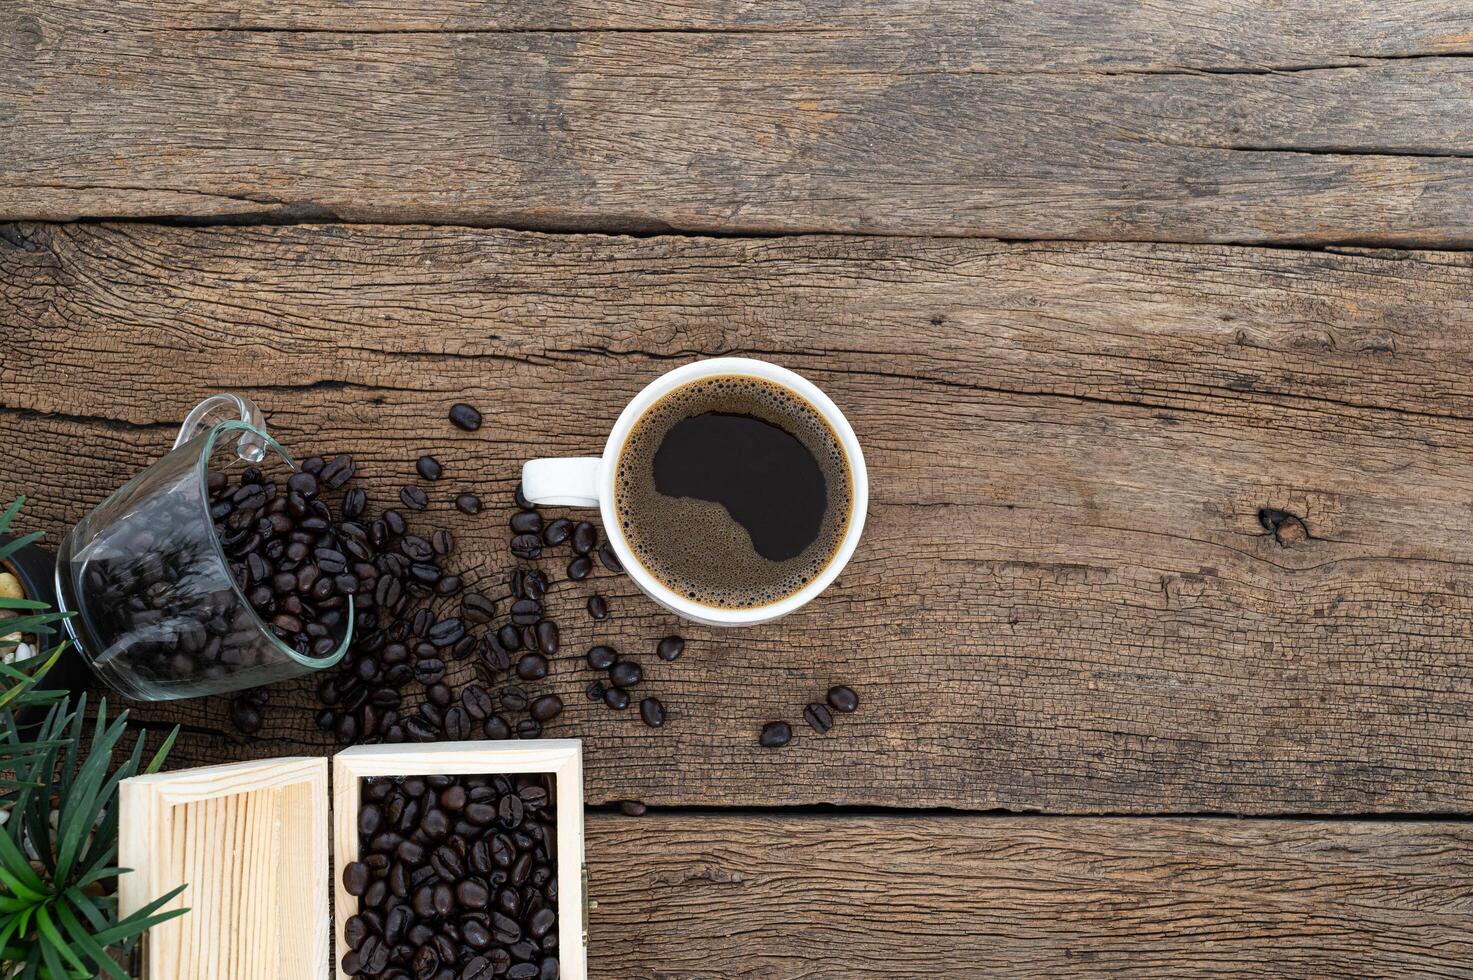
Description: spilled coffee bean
xmin=803 ymin=701 xmax=833 ymax=734
xmin=639 ymin=697 xmax=666 ymax=728
xmin=759 ymin=721 xmax=792 ymax=748
xmin=448 ymin=403 xmax=482 ymax=431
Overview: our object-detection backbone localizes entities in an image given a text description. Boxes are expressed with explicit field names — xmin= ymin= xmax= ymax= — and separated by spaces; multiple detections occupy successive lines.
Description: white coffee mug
xmin=521 ymin=357 xmax=868 ymax=626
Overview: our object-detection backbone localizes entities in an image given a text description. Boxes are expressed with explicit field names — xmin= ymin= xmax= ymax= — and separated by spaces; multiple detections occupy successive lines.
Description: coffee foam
xmin=614 ymin=375 xmax=852 ymax=609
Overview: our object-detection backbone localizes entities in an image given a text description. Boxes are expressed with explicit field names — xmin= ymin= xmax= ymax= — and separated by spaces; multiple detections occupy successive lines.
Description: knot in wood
xmin=1258 ymin=507 xmax=1309 ymax=547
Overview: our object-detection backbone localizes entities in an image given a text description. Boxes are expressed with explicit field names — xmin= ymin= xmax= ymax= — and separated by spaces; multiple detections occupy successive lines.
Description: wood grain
xmin=584 ymin=814 xmax=1473 ymax=978
xmin=5 ymin=2 xmax=1473 ymax=242
xmin=4 ymin=222 xmax=1473 ymax=814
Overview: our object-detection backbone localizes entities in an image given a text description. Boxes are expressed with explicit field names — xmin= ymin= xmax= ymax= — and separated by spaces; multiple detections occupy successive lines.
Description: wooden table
xmin=4 ymin=2 xmax=1473 ymax=975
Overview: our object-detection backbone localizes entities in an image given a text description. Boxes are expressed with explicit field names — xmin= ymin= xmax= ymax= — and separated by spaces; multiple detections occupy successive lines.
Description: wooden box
xmin=120 ymin=740 xmax=586 ymax=980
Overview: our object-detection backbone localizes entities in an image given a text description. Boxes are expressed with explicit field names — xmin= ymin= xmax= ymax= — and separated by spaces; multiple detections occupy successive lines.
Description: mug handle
xmin=522 ymin=457 xmax=601 ymax=507
xmin=175 ymin=394 xmax=269 ymax=463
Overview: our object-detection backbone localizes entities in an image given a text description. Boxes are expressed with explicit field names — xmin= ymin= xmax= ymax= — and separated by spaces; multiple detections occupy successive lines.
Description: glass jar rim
xmin=195 ymin=420 xmax=353 ymax=671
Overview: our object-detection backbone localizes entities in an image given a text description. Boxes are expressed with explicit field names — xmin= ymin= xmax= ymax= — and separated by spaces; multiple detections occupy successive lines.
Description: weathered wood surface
xmin=5 ymin=2 xmax=1473 ymax=243
xmin=3 ymin=222 xmax=1473 ymax=814
xmin=585 ymin=814 xmax=1473 ymax=978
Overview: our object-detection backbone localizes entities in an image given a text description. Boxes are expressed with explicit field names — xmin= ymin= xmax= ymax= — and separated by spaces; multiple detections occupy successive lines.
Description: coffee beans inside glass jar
xmin=342 ymin=773 xmax=559 ymax=980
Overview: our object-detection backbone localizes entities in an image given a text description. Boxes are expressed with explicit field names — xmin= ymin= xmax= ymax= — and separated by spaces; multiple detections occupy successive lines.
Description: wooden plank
xmin=585 ymin=814 xmax=1473 ymax=978
xmin=14 ymin=0 xmax=1471 ymax=42
xmin=4 ymin=222 xmax=1473 ymax=813
xmin=5 ymin=3 xmax=1473 ymax=242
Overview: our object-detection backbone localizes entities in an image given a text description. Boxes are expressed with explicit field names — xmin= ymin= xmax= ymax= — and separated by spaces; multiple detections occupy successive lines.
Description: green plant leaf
xmin=88 ymin=883 xmax=188 ymax=946
xmin=145 ymin=726 xmax=179 ymax=774
xmin=55 ymin=902 xmax=131 ymax=980
xmin=35 ymin=905 xmax=89 ymax=974
xmin=62 ymin=887 xmax=109 ymax=933
xmin=0 ymin=823 xmax=46 ymax=895
xmin=0 ymin=528 xmax=45 ymax=565
xmin=0 ymin=497 xmax=25 ymax=535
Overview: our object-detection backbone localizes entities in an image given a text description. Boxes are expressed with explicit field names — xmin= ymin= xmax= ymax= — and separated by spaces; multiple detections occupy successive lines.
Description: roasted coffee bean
xmin=529 ymin=695 xmax=563 ymax=723
xmin=602 ymin=687 xmax=629 ymax=710
xmin=586 ymin=645 xmax=617 ymax=671
xmin=804 ymin=702 xmax=834 ymax=734
xmin=449 ymin=403 xmax=483 ymax=431
xmin=432 ymin=529 xmax=454 ymax=556
xmin=497 ymin=624 xmax=522 ymax=652
xmin=527 ymin=907 xmax=556 ymax=940
xmin=416 ymin=456 xmax=444 ymax=481
xmin=516 ymin=653 xmax=549 ymax=681
xmin=609 ymin=660 xmax=642 ymax=689
xmin=483 ymin=715 xmax=512 ymax=740
xmin=520 ymin=570 xmax=547 ymax=600
xmin=585 ymin=680 xmax=606 ymax=701
xmin=498 ymin=795 xmax=525 ymax=828
xmin=500 ymin=686 xmax=528 ymax=712
xmin=401 ymin=535 xmax=435 ymax=561
xmin=230 ymin=698 xmax=263 ymax=734
xmin=619 ymin=800 xmax=647 ymax=817
xmin=320 ymin=454 xmax=356 ymax=490
xmin=541 ymin=518 xmax=572 ymax=546
xmin=586 ymin=595 xmax=608 ymax=620
xmin=399 ymin=485 xmax=429 ymax=510
xmin=759 ymin=721 xmax=792 ymax=748
xmin=510 ymin=511 xmax=542 ymax=536
xmin=455 ymin=493 xmax=483 ymax=515
xmin=534 ymin=620 xmax=559 ymax=654
xmin=570 ymin=522 xmax=596 ymax=555
xmin=638 ymin=697 xmax=666 ymax=728
xmin=597 ymin=542 xmax=623 ymax=573
xmin=463 ymin=920 xmax=492 ymax=951
xmin=384 ymin=509 xmax=408 ymax=536
xmin=656 ymin=635 xmax=684 ymax=662
xmin=413 ymin=658 xmax=447 ymax=685
xmin=565 ymin=556 xmax=592 ymax=581
xmin=286 ymin=471 xmax=319 ymax=498
xmin=827 ymin=685 xmax=859 ymax=713
xmin=343 ymin=861 xmax=371 ymax=896
xmin=517 ymin=718 xmax=542 ymax=739
xmin=462 ymin=593 xmax=497 ymax=624
xmin=343 ymin=487 xmax=368 ymax=520
xmin=510 ymin=534 xmax=542 ymax=560
xmin=510 ymin=599 xmax=541 ymax=626
xmin=444 ymin=705 xmax=471 ymax=739
xmin=462 ymin=685 xmax=493 ymax=720
xmin=429 ymin=617 xmax=466 ymax=648
xmin=481 ymin=636 xmax=511 ymax=672
xmin=455 ymin=878 xmax=489 ymax=910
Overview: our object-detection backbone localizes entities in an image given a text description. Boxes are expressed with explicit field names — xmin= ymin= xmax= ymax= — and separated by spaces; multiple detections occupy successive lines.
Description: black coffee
xmin=614 ymin=375 xmax=852 ymax=608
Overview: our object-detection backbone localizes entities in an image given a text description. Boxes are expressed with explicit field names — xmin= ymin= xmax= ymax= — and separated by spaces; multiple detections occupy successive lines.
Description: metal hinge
xmin=582 ymin=863 xmax=595 ymax=946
